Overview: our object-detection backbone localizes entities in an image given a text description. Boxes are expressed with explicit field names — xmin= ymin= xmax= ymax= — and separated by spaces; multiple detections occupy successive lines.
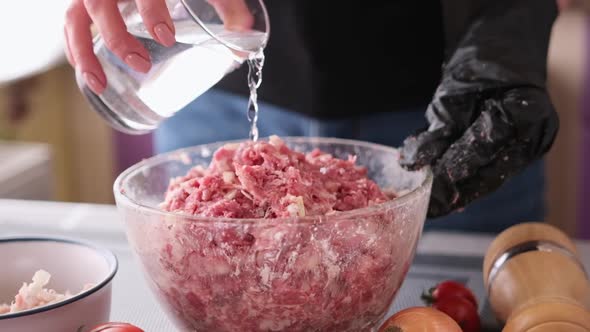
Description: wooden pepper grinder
xmin=483 ymin=222 xmax=590 ymax=332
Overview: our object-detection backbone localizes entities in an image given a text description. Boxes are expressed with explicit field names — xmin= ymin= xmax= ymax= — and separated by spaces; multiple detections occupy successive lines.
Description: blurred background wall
xmin=0 ymin=2 xmax=588 ymax=237
xmin=546 ymin=5 xmax=589 ymax=238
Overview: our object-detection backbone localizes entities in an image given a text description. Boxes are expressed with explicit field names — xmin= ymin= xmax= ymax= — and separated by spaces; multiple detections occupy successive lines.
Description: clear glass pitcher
xmin=76 ymin=0 xmax=269 ymax=134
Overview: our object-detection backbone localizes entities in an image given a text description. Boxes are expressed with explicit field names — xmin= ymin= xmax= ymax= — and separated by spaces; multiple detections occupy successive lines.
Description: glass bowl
xmin=114 ymin=136 xmax=432 ymax=332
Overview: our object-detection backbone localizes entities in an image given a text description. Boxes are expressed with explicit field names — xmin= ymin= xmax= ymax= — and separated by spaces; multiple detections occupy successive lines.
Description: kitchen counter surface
xmin=2 ymin=199 xmax=589 ymax=331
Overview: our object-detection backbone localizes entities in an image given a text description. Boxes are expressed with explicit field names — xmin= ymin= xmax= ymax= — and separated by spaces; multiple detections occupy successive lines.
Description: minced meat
xmin=129 ymin=136 xmax=411 ymax=332
xmin=161 ymin=135 xmax=391 ymax=218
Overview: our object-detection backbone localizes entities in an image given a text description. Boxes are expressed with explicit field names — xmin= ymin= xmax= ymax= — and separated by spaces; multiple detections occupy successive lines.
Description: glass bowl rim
xmin=113 ymin=136 xmax=433 ymax=225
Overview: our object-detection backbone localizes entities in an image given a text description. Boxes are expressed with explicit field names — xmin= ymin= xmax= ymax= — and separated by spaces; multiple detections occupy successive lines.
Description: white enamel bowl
xmin=0 ymin=236 xmax=118 ymax=332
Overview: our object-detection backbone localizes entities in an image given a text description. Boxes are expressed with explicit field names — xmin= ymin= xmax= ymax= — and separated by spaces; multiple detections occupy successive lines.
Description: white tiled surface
xmin=1 ymin=199 xmax=588 ymax=331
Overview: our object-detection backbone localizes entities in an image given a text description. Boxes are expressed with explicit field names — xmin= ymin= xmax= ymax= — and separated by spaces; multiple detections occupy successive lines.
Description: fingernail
xmin=154 ymin=23 xmax=176 ymax=47
xmin=83 ymin=72 xmax=105 ymax=94
xmin=125 ymin=53 xmax=152 ymax=73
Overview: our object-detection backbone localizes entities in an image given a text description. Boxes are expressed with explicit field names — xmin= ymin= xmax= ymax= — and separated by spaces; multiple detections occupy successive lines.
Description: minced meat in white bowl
xmin=0 ymin=236 xmax=117 ymax=332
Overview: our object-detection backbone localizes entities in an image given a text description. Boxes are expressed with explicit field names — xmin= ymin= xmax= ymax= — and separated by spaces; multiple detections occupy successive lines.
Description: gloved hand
xmin=400 ymin=0 xmax=559 ymax=218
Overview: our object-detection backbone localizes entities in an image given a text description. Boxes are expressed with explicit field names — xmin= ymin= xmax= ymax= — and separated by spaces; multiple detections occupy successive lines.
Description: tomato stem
xmin=420 ymin=287 xmax=436 ymax=305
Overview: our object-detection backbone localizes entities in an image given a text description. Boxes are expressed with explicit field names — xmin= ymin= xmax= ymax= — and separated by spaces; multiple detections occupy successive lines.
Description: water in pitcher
xmin=82 ymin=19 xmax=266 ymax=133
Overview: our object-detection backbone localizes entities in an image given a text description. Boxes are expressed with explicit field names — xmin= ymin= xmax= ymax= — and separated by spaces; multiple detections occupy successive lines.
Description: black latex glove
xmin=400 ymin=0 xmax=559 ymax=218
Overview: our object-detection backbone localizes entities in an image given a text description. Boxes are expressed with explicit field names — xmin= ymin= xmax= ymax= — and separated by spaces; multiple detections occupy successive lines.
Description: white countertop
xmin=1 ymin=199 xmax=589 ymax=331
xmin=2 ymin=199 xmax=588 ymax=258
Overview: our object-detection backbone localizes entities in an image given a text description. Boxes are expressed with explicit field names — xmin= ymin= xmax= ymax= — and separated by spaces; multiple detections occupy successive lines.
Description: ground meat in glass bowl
xmin=115 ymin=136 xmax=432 ymax=332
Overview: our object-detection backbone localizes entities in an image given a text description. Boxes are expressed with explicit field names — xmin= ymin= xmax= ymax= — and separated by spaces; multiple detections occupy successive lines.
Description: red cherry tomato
xmin=431 ymin=296 xmax=481 ymax=332
xmin=422 ymin=280 xmax=478 ymax=308
xmin=87 ymin=322 xmax=144 ymax=332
